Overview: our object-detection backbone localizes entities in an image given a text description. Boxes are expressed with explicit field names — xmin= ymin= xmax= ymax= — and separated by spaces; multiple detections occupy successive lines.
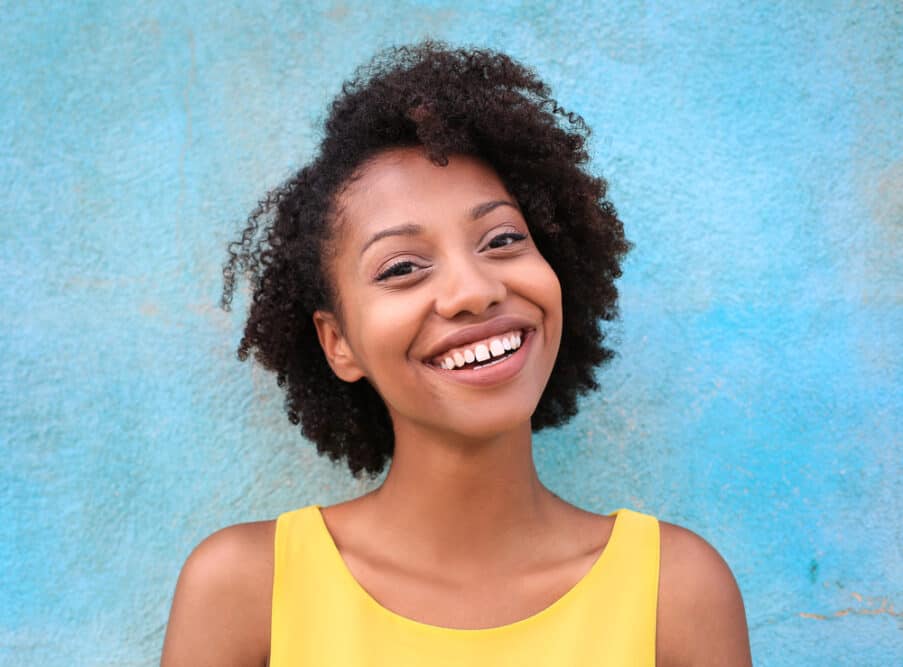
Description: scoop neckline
xmin=310 ymin=503 xmax=626 ymax=635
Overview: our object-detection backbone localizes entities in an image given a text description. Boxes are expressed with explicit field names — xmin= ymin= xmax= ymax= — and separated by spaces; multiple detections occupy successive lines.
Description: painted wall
xmin=2 ymin=1 xmax=900 ymax=664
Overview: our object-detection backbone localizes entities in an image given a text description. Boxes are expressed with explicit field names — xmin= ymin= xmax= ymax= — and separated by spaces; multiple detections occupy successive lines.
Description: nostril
xmin=431 ymin=266 xmax=507 ymax=320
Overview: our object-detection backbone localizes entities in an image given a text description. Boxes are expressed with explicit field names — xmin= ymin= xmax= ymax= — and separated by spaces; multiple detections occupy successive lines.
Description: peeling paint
xmin=800 ymin=593 xmax=902 ymax=621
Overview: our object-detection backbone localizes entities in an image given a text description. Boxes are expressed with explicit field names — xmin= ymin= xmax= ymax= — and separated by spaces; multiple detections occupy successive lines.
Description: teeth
xmin=432 ymin=329 xmax=527 ymax=369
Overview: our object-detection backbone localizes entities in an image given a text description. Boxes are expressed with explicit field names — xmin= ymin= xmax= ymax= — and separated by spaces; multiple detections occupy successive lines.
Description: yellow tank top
xmin=270 ymin=504 xmax=660 ymax=666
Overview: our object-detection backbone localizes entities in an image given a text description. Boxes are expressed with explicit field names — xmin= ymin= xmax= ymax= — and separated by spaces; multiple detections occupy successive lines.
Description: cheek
xmin=522 ymin=257 xmax=563 ymax=354
xmin=545 ymin=263 xmax=563 ymax=314
xmin=543 ymin=267 xmax=564 ymax=348
xmin=522 ymin=255 xmax=562 ymax=317
xmin=352 ymin=294 xmax=422 ymax=365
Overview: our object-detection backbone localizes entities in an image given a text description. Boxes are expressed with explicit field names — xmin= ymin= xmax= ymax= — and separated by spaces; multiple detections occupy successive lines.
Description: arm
xmin=656 ymin=522 xmax=753 ymax=667
xmin=160 ymin=520 xmax=275 ymax=667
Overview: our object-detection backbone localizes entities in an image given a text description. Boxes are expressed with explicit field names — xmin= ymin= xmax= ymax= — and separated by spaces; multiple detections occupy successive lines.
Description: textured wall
xmin=1 ymin=2 xmax=900 ymax=665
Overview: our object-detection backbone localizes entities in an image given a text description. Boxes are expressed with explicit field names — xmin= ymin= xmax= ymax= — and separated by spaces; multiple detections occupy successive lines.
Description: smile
xmin=424 ymin=329 xmax=535 ymax=387
xmin=430 ymin=329 xmax=524 ymax=370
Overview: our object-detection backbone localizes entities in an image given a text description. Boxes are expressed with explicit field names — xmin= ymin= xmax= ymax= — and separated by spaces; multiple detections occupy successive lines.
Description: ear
xmin=312 ymin=310 xmax=365 ymax=383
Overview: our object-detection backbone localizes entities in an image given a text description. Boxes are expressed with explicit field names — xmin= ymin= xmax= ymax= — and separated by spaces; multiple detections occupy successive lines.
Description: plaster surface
xmin=1 ymin=1 xmax=900 ymax=664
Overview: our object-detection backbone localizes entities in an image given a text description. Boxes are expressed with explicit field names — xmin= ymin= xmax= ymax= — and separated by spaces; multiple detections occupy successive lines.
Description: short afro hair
xmin=221 ymin=40 xmax=632 ymax=480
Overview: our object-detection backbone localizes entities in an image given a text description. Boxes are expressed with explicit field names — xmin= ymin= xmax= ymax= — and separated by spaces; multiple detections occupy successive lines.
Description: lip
xmin=421 ymin=314 xmax=537 ymax=362
xmin=424 ymin=329 xmax=534 ymax=387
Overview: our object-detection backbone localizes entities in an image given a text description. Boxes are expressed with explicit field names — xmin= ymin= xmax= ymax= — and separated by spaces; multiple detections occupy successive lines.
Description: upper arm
xmin=160 ymin=520 xmax=276 ymax=667
xmin=656 ymin=521 xmax=752 ymax=667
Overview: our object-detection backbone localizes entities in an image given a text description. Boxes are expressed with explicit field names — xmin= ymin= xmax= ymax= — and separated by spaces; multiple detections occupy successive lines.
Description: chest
xmin=338 ymin=546 xmax=605 ymax=630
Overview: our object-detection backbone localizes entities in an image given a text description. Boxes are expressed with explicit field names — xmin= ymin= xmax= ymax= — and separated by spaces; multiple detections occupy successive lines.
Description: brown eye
xmin=376 ymin=260 xmax=419 ymax=281
xmin=486 ymin=232 xmax=527 ymax=249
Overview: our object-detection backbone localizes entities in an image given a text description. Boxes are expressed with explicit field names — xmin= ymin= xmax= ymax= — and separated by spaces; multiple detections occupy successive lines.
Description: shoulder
xmin=160 ymin=520 xmax=276 ymax=667
xmin=655 ymin=520 xmax=752 ymax=667
xmin=178 ymin=520 xmax=277 ymax=595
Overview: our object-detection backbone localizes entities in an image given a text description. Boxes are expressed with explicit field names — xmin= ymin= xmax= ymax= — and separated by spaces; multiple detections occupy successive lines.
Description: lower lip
xmin=424 ymin=330 xmax=535 ymax=387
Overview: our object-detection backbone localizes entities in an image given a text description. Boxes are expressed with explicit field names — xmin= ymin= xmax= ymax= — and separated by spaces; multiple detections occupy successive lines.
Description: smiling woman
xmin=313 ymin=149 xmax=564 ymax=436
xmin=160 ymin=41 xmax=752 ymax=667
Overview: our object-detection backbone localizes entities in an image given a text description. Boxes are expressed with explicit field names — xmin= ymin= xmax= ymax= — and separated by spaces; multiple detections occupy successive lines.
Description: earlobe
xmin=312 ymin=310 xmax=365 ymax=383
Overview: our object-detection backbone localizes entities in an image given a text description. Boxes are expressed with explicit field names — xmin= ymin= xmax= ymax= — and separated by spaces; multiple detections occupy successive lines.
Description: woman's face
xmin=314 ymin=147 xmax=562 ymax=442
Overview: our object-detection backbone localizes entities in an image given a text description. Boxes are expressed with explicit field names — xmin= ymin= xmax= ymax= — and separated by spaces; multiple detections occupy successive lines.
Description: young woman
xmin=161 ymin=42 xmax=752 ymax=666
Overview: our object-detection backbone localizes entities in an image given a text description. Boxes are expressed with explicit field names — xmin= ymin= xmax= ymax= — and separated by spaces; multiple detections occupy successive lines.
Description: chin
xmin=440 ymin=404 xmax=538 ymax=442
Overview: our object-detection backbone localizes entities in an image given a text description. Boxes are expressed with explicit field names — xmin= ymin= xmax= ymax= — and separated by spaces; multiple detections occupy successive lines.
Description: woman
xmin=161 ymin=41 xmax=752 ymax=666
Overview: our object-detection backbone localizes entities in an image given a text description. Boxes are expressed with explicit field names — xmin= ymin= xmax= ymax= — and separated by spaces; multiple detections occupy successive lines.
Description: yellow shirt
xmin=271 ymin=504 xmax=659 ymax=666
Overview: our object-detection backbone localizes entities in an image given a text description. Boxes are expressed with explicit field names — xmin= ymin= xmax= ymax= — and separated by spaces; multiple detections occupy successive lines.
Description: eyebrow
xmin=469 ymin=199 xmax=519 ymax=220
xmin=359 ymin=199 xmax=520 ymax=257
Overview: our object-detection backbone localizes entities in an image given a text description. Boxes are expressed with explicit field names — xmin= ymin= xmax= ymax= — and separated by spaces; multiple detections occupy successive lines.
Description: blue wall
xmin=2 ymin=2 xmax=900 ymax=664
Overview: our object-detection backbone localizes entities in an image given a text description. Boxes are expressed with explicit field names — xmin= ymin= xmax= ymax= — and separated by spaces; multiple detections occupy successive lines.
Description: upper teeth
xmin=435 ymin=330 xmax=524 ymax=369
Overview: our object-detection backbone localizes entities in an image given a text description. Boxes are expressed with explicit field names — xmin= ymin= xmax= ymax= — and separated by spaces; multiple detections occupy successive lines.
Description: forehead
xmin=336 ymin=148 xmax=512 ymax=239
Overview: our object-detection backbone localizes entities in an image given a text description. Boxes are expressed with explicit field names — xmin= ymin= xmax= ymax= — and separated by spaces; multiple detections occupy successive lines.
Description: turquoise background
xmin=2 ymin=1 xmax=900 ymax=664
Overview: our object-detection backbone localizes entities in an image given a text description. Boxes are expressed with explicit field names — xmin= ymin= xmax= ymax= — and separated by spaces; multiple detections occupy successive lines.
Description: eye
xmin=375 ymin=260 xmax=422 ymax=282
xmin=485 ymin=231 xmax=527 ymax=250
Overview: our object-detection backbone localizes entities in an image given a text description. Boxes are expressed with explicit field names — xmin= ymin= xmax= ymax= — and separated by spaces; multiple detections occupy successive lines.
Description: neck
xmin=361 ymin=419 xmax=564 ymax=575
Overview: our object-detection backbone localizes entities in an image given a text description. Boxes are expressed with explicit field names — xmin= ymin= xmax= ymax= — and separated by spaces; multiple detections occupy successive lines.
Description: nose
xmin=433 ymin=254 xmax=507 ymax=319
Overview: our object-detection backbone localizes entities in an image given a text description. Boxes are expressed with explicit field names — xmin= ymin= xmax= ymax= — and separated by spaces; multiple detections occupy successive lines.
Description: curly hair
xmin=221 ymin=40 xmax=632 ymax=480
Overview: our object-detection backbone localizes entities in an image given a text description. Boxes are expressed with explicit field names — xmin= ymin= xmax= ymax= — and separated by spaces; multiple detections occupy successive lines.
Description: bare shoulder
xmin=160 ymin=520 xmax=276 ymax=667
xmin=656 ymin=521 xmax=752 ymax=667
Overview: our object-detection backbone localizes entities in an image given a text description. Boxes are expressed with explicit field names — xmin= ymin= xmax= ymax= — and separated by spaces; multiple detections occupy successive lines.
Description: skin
xmin=160 ymin=147 xmax=752 ymax=666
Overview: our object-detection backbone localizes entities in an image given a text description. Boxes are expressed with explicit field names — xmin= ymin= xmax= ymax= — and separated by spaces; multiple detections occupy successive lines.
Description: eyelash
xmin=486 ymin=231 xmax=527 ymax=249
xmin=376 ymin=260 xmax=419 ymax=281
xmin=375 ymin=231 xmax=528 ymax=282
